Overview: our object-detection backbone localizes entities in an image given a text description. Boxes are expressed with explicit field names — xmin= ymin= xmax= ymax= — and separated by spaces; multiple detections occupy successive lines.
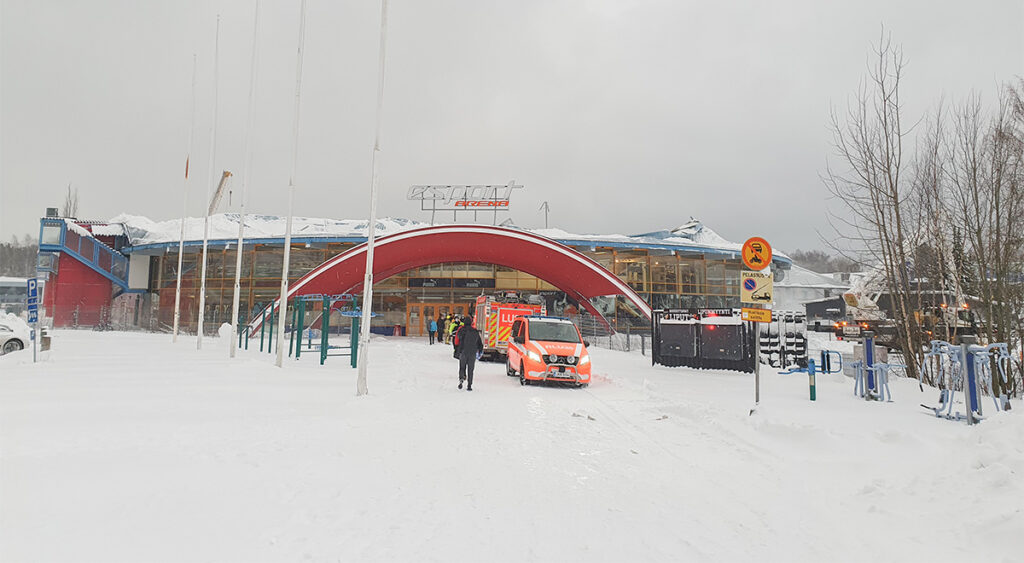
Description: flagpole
xmin=275 ymin=0 xmax=307 ymax=367
xmin=173 ymin=55 xmax=197 ymax=343
xmin=231 ymin=0 xmax=261 ymax=358
xmin=356 ymin=0 xmax=390 ymax=395
xmin=197 ymin=15 xmax=220 ymax=350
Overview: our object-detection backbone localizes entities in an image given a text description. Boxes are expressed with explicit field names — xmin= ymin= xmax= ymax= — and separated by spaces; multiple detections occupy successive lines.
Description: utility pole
xmin=539 ymin=201 xmax=549 ymax=229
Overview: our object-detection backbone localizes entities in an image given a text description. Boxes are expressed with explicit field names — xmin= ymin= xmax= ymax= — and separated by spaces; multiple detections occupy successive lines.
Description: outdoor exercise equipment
xmin=920 ymin=340 xmax=962 ymax=419
xmin=920 ymin=336 xmax=1010 ymax=425
xmin=778 ymin=350 xmax=843 ymax=401
xmin=285 ymin=294 xmax=364 ymax=368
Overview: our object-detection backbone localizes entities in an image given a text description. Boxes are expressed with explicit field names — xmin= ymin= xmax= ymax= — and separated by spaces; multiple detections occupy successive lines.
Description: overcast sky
xmin=1 ymin=0 xmax=1021 ymax=253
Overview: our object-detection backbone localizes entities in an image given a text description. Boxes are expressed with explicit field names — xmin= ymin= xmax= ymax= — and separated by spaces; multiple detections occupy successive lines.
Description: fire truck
xmin=473 ymin=292 xmax=546 ymax=360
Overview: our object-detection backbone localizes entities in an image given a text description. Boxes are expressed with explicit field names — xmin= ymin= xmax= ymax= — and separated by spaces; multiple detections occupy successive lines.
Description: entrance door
xmin=407 ymin=303 xmax=470 ymax=336
xmin=407 ymin=304 xmax=436 ymax=337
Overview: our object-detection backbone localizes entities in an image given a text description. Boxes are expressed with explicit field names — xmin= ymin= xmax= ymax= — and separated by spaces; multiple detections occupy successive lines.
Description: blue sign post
xmin=27 ymin=278 xmax=38 ymax=363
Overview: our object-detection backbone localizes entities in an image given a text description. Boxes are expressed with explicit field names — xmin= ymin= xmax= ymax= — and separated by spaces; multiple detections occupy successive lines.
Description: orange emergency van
xmin=506 ymin=315 xmax=592 ymax=387
xmin=473 ymin=293 xmax=545 ymax=360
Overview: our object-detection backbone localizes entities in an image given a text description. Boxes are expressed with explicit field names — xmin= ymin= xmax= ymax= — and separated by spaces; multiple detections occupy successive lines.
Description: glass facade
xmin=150 ymin=243 xmax=746 ymax=334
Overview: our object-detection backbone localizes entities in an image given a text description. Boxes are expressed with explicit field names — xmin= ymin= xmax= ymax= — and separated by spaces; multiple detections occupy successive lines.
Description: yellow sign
xmin=741 ymin=307 xmax=772 ymax=323
xmin=741 ymin=270 xmax=773 ymax=305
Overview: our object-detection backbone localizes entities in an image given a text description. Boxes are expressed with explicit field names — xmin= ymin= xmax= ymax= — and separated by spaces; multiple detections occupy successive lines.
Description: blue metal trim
xmin=54 ymin=244 xmax=130 ymax=289
xmin=120 ymin=235 xmax=794 ymax=267
xmin=121 ymin=236 xmax=367 ymax=254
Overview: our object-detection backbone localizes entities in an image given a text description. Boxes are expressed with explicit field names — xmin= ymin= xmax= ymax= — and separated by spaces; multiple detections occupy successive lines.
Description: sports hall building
xmin=35 ymin=212 xmax=792 ymax=334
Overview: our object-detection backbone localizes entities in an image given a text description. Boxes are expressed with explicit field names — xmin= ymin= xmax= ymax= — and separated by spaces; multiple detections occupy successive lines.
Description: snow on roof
xmin=108 ymin=213 xmax=428 ymax=246
xmin=63 ymin=219 xmax=94 ymax=239
xmin=775 ymin=264 xmax=850 ymax=290
xmin=88 ymin=223 xmax=128 ymax=237
xmin=110 ymin=213 xmax=790 ymax=264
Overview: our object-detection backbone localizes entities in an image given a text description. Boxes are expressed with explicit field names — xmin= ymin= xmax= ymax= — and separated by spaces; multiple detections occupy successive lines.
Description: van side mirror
xmin=515 ymin=335 xmax=525 ymax=344
xmin=583 ymin=340 xmax=591 ymax=348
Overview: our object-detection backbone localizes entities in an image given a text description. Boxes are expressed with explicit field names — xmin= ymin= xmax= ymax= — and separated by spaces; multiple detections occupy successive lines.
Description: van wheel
xmin=506 ymin=358 xmax=516 ymax=377
xmin=519 ymin=363 xmax=527 ymax=386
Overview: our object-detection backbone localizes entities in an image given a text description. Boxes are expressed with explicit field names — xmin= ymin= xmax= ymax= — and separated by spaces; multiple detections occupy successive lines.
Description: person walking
xmin=456 ymin=315 xmax=483 ymax=391
xmin=427 ymin=317 xmax=437 ymax=345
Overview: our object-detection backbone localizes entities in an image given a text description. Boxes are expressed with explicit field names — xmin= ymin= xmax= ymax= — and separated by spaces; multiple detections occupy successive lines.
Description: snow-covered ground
xmin=1 ymin=330 xmax=1022 ymax=562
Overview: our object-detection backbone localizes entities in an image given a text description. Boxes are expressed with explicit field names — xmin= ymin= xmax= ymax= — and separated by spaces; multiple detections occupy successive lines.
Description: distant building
xmin=773 ymin=265 xmax=850 ymax=312
xmin=0 ymin=277 xmax=30 ymax=315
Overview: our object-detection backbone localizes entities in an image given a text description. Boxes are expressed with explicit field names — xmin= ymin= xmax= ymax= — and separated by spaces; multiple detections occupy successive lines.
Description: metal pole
xmin=230 ymin=0 xmax=262 ymax=358
xmin=294 ymin=300 xmax=301 ymax=362
xmin=321 ymin=296 xmax=329 ymax=365
xmin=197 ymin=16 xmax=221 ymax=350
xmin=961 ymin=335 xmax=978 ymax=425
xmin=351 ymin=316 xmax=360 ymax=368
xmin=357 ymin=0 xmax=390 ymax=396
xmin=868 ymin=333 xmax=876 ymax=399
xmin=268 ymin=307 xmax=275 ymax=354
xmin=274 ymin=0 xmax=307 ymax=368
xmin=289 ymin=300 xmax=296 ymax=357
xmin=754 ymin=327 xmax=760 ymax=404
xmin=173 ymin=55 xmax=197 ymax=343
xmin=808 ymin=358 xmax=816 ymax=401
xmin=260 ymin=309 xmax=266 ymax=351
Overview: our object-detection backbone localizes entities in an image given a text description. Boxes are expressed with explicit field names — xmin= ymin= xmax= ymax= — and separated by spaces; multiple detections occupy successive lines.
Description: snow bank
xmin=217 ymin=323 xmax=232 ymax=339
xmin=2 ymin=330 xmax=1020 ymax=561
xmin=0 ymin=312 xmax=31 ymax=341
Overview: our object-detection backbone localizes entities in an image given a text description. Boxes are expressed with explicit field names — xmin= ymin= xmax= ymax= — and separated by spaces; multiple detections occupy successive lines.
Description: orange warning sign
xmin=741 ymin=307 xmax=772 ymax=323
xmin=742 ymin=237 xmax=772 ymax=271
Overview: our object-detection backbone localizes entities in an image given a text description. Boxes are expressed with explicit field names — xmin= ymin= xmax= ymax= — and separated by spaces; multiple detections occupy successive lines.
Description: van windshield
xmin=528 ymin=320 xmax=580 ymax=343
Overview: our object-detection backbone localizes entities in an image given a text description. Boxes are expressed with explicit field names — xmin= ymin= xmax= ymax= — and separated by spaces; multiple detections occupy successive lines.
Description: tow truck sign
xmin=740 ymin=270 xmax=773 ymax=305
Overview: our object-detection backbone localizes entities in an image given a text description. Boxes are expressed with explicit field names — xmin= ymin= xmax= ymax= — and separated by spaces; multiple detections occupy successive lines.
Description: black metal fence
xmin=651 ymin=309 xmax=756 ymax=373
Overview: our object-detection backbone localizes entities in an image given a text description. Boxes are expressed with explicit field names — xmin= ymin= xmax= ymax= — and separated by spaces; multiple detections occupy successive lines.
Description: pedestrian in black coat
xmin=456 ymin=316 xmax=483 ymax=391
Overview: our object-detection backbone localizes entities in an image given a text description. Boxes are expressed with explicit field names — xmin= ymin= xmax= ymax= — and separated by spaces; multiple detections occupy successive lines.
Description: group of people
xmin=426 ymin=313 xmax=464 ymax=346
xmin=427 ymin=312 xmax=483 ymax=391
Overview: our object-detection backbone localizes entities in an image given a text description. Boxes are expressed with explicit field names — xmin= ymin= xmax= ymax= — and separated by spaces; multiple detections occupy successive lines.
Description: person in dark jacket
xmin=456 ymin=315 xmax=483 ymax=391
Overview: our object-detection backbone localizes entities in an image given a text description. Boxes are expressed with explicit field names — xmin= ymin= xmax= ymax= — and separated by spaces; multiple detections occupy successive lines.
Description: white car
xmin=0 ymin=321 xmax=30 ymax=355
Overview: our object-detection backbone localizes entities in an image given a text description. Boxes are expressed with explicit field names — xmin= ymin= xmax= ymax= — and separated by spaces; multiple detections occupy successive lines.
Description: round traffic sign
xmin=743 ymin=278 xmax=757 ymax=291
xmin=742 ymin=237 xmax=772 ymax=271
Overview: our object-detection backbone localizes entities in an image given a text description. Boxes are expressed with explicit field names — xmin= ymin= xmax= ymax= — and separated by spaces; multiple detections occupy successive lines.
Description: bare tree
xmin=824 ymin=28 xmax=924 ymax=380
xmin=62 ymin=183 xmax=79 ymax=218
xmin=947 ymin=82 xmax=1024 ymax=396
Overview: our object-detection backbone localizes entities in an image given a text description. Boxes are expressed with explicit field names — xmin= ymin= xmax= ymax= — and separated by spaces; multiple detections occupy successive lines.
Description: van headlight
xmin=579 ymin=355 xmax=590 ymax=365
xmin=527 ymin=350 xmax=542 ymax=363
xmin=567 ymin=356 xmax=576 ymax=364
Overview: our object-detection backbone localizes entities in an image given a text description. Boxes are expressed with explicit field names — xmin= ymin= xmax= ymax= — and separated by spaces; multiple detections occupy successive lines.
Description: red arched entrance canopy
xmin=250 ymin=225 xmax=651 ymax=332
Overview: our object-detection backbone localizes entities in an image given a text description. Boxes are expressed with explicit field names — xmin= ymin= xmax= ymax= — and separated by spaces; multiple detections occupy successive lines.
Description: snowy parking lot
xmin=2 ymin=330 xmax=1022 ymax=562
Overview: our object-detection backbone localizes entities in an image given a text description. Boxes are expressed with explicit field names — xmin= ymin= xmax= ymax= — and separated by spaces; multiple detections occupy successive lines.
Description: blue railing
xmin=39 ymin=219 xmax=129 ymax=289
